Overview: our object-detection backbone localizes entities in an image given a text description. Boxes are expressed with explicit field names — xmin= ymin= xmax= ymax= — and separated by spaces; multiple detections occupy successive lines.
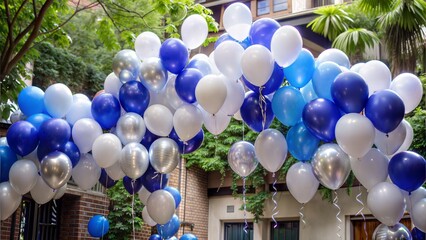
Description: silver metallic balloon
xmin=311 ymin=143 xmax=351 ymax=190
xmin=10 ymin=109 xmax=25 ymax=123
xmin=149 ymin=138 xmax=180 ymax=174
xmin=0 ymin=182 xmax=22 ymax=221
xmin=228 ymin=141 xmax=258 ymax=177
xmin=373 ymin=223 xmax=412 ymax=240
xmin=119 ymin=69 xmax=137 ymax=83
xmin=40 ymin=151 xmax=73 ymax=189
xmin=116 ymin=113 xmax=146 ymax=145
xmin=139 ymin=57 xmax=168 ymax=93
xmin=120 ymin=143 xmax=149 ymax=179
xmin=112 ymin=49 xmax=141 ymax=80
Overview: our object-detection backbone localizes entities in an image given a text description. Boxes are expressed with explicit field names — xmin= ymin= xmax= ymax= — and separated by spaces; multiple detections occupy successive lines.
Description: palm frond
xmin=307 ymin=5 xmax=353 ymax=41
xmin=332 ymin=28 xmax=379 ymax=56
xmin=358 ymin=0 xmax=396 ymax=15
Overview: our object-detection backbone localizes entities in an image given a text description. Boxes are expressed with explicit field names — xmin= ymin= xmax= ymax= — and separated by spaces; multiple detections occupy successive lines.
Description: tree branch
xmin=97 ymin=0 xmax=122 ymax=32
xmin=11 ymin=0 xmax=29 ymax=27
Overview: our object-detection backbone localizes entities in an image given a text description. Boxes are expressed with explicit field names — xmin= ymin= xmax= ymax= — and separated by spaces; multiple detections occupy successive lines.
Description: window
xmin=224 ymin=222 xmax=254 ymax=240
xmin=274 ymin=0 xmax=288 ymax=12
xmin=257 ymin=0 xmax=270 ymax=15
xmin=313 ymin=0 xmax=335 ymax=7
xmin=271 ymin=220 xmax=299 ymax=240
xmin=351 ymin=216 xmax=411 ymax=240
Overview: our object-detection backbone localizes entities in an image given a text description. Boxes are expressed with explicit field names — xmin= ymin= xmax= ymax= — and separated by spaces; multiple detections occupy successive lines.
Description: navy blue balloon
xmin=175 ymin=68 xmax=203 ymax=103
xmin=164 ymin=186 xmax=181 ymax=208
xmin=61 ymin=141 xmax=80 ymax=167
xmin=123 ymin=176 xmax=144 ymax=195
xmin=38 ymin=118 xmax=70 ymax=150
xmin=91 ymin=93 xmax=121 ymax=130
xmin=243 ymin=63 xmax=284 ymax=95
xmin=286 ymin=122 xmax=320 ymax=161
xmin=0 ymin=146 xmax=18 ymax=182
xmin=141 ymin=129 xmax=160 ymax=150
xmin=389 ymin=151 xmax=426 ymax=193
xmin=249 ymin=18 xmax=280 ymax=50
xmin=302 ymin=98 xmax=341 ymax=142
xmin=141 ymin=164 xmax=169 ymax=192
xmin=149 ymin=234 xmax=162 ymax=240
xmin=157 ymin=214 xmax=180 ymax=239
xmin=169 ymin=128 xmax=204 ymax=154
xmin=88 ymin=215 xmax=109 ymax=237
xmin=6 ymin=121 xmax=39 ymax=156
xmin=331 ymin=72 xmax=369 ymax=113
xmin=26 ymin=113 xmax=51 ymax=131
xmin=180 ymin=233 xmax=198 ymax=240
xmin=160 ymin=38 xmax=188 ymax=74
xmin=284 ymin=48 xmax=315 ymax=88
xmin=365 ymin=89 xmax=405 ymax=133
xmin=37 ymin=142 xmax=54 ymax=161
xmin=240 ymin=91 xmax=274 ymax=132
xmin=119 ymin=80 xmax=150 ymax=116
xmin=99 ymin=169 xmax=117 ymax=188
xmin=186 ymin=58 xmax=212 ymax=76
xmin=412 ymin=227 xmax=426 ymax=240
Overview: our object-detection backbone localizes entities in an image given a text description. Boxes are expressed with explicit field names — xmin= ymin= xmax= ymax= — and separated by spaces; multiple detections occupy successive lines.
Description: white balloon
xmin=173 ymin=104 xmax=203 ymax=141
xmin=54 ymin=183 xmax=67 ymax=200
xmin=66 ymin=100 xmax=92 ymax=126
xmin=31 ymin=175 xmax=55 ymax=205
xmin=233 ymin=109 xmax=243 ymax=121
xmin=73 ymin=93 xmax=90 ymax=103
xmin=201 ymin=107 xmax=231 ymax=135
xmin=350 ymin=62 xmax=365 ymax=73
xmin=72 ymin=118 xmax=103 ymax=154
xmin=350 ymin=148 xmax=389 ymax=190
xmin=149 ymin=85 xmax=175 ymax=113
xmin=146 ymin=190 xmax=176 ymax=224
xmin=0 ymin=182 xmax=22 ymax=220
xmin=134 ymin=31 xmax=161 ymax=60
xmin=72 ymin=153 xmax=101 ymax=191
xmin=254 ymin=129 xmax=287 ymax=173
xmin=144 ymin=104 xmax=173 ymax=137
xmin=359 ymin=60 xmax=391 ymax=96
xmin=214 ymin=41 xmax=244 ymax=80
xmin=9 ymin=160 xmax=38 ymax=195
xmin=397 ymin=120 xmax=414 ymax=153
xmin=412 ymin=199 xmax=426 ymax=232
xmin=316 ymin=48 xmax=350 ymax=68
xmin=104 ymin=72 xmax=123 ymax=99
xmin=374 ymin=121 xmax=406 ymax=156
xmin=241 ymin=45 xmax=275 ymax=87
xmin=44 ymin=83 xmax=73 ymax=118
xmin=181 ymin=14 xmax=208 ymax=50
xmin=286 ymin=162 xmax=320 ymax=204
xmin=390 ymin=73 xmax=423 ymax=113
xmin=164 ymin=75 xmax=185 ymax=110
xmin=142 ymin=207 xmax=157 ymax=226
xmin=403 ymin=187 xmax=426 ymax=212
xmin=223 ymin=2 xmax=252 ymax=41
xmin=219 ymin=77 xmax=245 ymax=116
xmin=271 ymin=25 xmax=303 ymax=67
xmin=208 ymin=51 xmax=221 ymax=75
xmin=105 ymin=161 xmax=126 ymax=181
xmin=138 ymin=186 xmax=151 ymax=205
xmin=92 ymin=133 xmax=122 ymax=168
xmin=195 ymin=74 xmax=228 ymax=114
xmin=367 ymin=182 xmax=405 ymax=226
xmin=335 ymin=113 xmax=375 ymax=158
xmin=24 ymin=147 xmax=41 ymax=171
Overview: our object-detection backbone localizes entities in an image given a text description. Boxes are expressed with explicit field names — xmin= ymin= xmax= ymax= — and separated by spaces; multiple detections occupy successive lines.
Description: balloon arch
xmin=1 ymin=2 xmax=425 ymax=239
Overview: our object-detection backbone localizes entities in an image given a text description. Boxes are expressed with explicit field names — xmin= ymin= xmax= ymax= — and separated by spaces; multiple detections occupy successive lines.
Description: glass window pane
xmin=271 ymin=221 xmax=300 ymax=240
xmin=274 ymin=0 xmax=288 ymax=12
xmin=257 ymin=0 xmax=270 ymax=15
xmin=225 ymin=222 xmax=254 ymax=240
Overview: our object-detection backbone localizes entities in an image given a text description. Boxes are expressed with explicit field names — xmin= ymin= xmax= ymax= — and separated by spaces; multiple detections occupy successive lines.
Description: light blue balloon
xmin=300 ymin=81 xmax=318 ymax=103
xmin=316 ymin=48 xmax=350 ymax=68
xmin=312 ymin=61 xmax=342 ymax=100
xmin=286 ymin=122 xmax=320 ymax=161
xmin=272 ymin=86 xmax=305 ymax=127
xmin=284 ymin=48 xmax=315 ymax=88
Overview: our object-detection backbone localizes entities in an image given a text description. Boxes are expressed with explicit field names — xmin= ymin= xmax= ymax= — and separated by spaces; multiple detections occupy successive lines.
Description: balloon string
xmin=243 ymin=177 xmax=248 ymax=234
xmin=333 ymin=191 xmax=342 ymax=240
xmin=258 ymin=86 xmax=267 ymax=131
xmin=131 ymin=181 xmax=135 ymax=240
xmin=355 ymin=186 xmax=367 ymax=239
xmin=101 ymin=177 xmax=109 ymax=240
xmin=271 ymin=172 xmax=278 ymax=229
xmin=242 ymin=121 xmax=245 ymax=141
xmin=299 ymin=203 xmax=306 ymax=227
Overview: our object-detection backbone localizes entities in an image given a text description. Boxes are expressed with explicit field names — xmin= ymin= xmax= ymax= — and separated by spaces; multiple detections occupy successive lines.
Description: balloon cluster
xmin=1 ymin=1 xmax=425 ymax=238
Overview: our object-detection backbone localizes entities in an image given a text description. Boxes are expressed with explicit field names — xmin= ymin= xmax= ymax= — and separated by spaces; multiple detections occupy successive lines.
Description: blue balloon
xmin=249 ymin=18 xmax=280 ymax=50
xmin=160 ymin=38 xmax=188 ymax=74
xmin=272 ymin=86 xmax=305 ymax=127
xmin=186 ymin=58 xmax=212 ymax=77
xmin=141 ymin=129 xmax=160 ymax=150
xmin=240 ymin=91 xmax=274 ymax=132
xmin=302 ymin=98 xmax=341 ymax=142
xmin=119 ymin=80 xmax=150 ymax=116
xmin=0 ymin=146 xmax=18 ymax=182
xmin=312 ymin=61 xmax=342 ymax=100
xmin=149 ymin=234 xmax=162 ymax=240
xmin=164 ymin=186 xmax=181 ymax=208
xmin=91 ymin=93 xmax=121 ymax=130
xmin=157 ymin=214 xmax=180 ymax=239
xmin=284 ymin=49 xmax=315 ymax=88
xmin=39 ymin=118 xmax=71 ymax=150
xmin=300 ymin=81 xmax=318 ymax=103
xmin=141 ymin=164 xmax=169 ymax=192
xmin=18 ymin=86 xmax=45 ymax=117
xmin=26 ymin=113 xmax=51 ymax=131
xmin=365 ymin=89 xmax=405 ymax=133
xmin=6 ymin=121 xmax=39 ymax=156
xmin=286 ymin=122 xmax=320 ymax=161
xmin=123 ymin=176 xmax=143 ymax=195
xmin=243 ymin=63 xmax=283 ymax=95
xmin=389 ymin=151 xmax=426 ymax=193
xmin=99 ymin=169 xmax=117 ymax=188
xmin=180 ymin=233 xmax=198 ymax=240
xmin=412 ymin=227 xmax=426 ymax=240
xmin=175 ymin=68 xmax=203 ymax=103
xmin=88 ymin=215 xmax=109 ymax=238
xmin=169 ymin=128 xmax=204 ymax=154
xmin=37 ymin=142 xmax=54 ymax=161
xmin=61 ymin=141 xmax=80 ymax=167
xmin=214 ymin=33 xmax=251 ymax=49
xmin=331 ymin=72 xmax=369 ymax=113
